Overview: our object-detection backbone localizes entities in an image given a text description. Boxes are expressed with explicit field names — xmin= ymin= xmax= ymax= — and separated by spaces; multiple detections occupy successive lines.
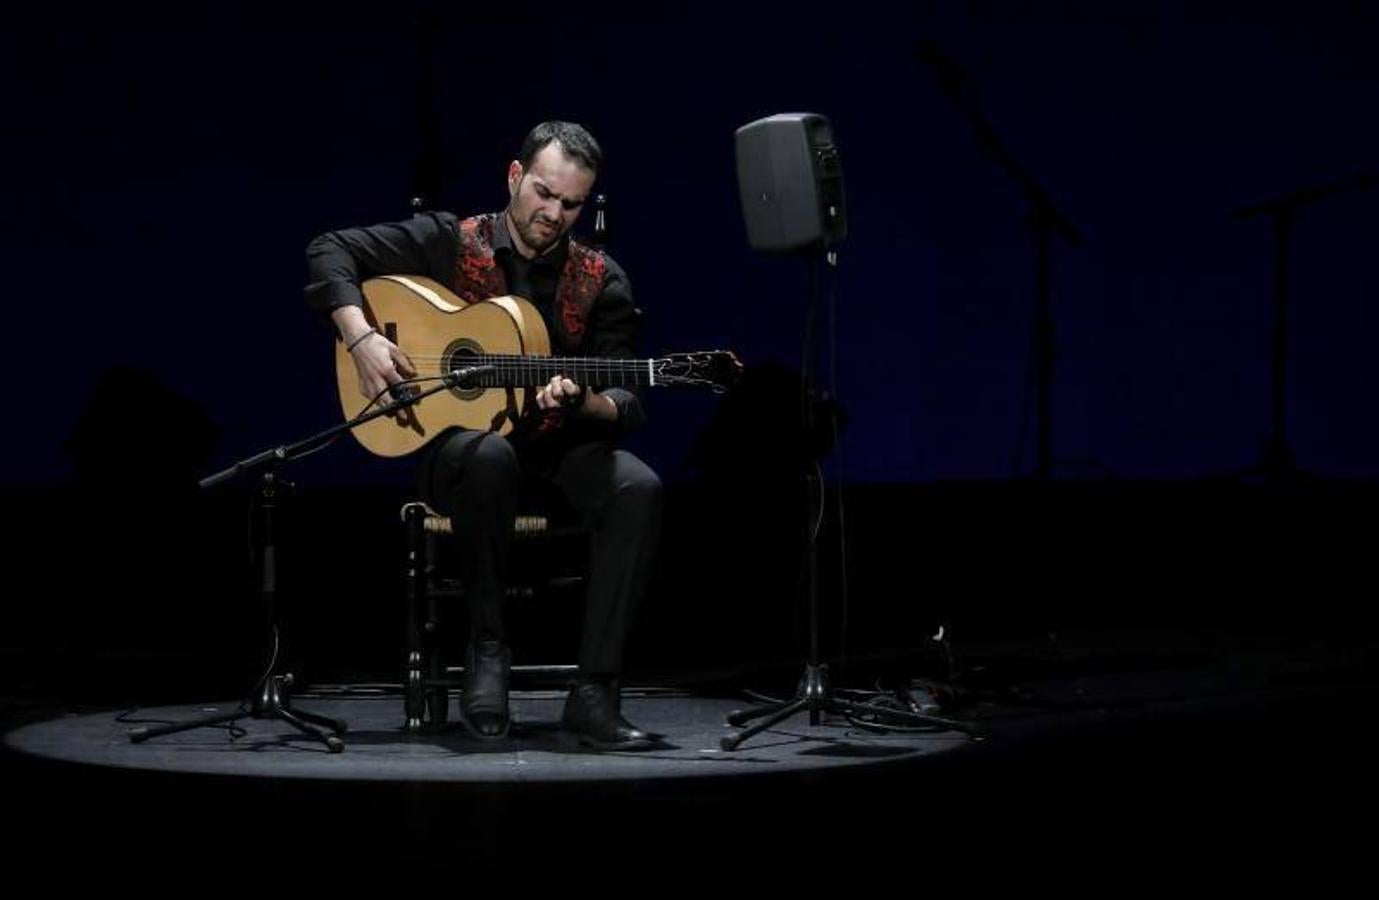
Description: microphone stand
xmin=128 ymin=367 xmax=493 ymax=752
xmin=1232 ymin=173 xmax=1375 ymax=482
xmin=918 ymin=42 xmax=1084 ymax=479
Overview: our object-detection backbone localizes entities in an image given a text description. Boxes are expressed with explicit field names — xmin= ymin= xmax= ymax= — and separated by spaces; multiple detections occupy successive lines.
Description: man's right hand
xmin=350 ymin=331 xmax=418 ymax=405
xmin=333 ymin=305 xmax=418 ymax=406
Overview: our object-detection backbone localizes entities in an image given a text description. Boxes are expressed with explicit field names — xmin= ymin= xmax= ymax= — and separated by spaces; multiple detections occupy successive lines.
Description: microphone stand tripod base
xmin=128 ymin=672 xmax=346 ymax=753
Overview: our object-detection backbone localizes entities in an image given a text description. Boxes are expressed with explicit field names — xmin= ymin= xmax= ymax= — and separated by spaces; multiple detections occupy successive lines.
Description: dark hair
xmin=517 ymin=121 xmax=603 ymax=175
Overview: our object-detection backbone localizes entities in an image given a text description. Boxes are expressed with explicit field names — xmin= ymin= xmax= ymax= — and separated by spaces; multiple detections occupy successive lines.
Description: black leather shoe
xmin=561 ymin=680 xmax=656 ymax=751
xmin=460 ymin=640 xmax=511 ymax=739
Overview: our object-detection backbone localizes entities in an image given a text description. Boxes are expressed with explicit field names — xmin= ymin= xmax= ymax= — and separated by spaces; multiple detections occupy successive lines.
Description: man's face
xmin=505 ymin=142 xmax=596 ymax=256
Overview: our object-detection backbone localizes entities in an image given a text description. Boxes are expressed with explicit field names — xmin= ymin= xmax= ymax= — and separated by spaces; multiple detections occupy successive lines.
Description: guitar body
xmin=334 ymin=276 xmax=550 ymax=457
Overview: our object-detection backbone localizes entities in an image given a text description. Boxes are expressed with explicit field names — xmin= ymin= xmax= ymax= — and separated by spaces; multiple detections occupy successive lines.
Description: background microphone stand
xmin=918 ymin=42 xmax=1085 ymax=480
xmin=1232 ymin=172 xmax=1375 ymax=482
xmin=128 ymin=366 xmax=493 ymax=753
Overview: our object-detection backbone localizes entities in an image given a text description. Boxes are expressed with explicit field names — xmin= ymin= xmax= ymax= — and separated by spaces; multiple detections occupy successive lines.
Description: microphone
xmin=442 ymin=364 xmax=496 ymax=389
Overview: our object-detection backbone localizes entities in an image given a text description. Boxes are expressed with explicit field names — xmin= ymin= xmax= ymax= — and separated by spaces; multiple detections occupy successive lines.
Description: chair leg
xmin=426 ymin=667 xmax=449 ymax=724
xmin=403 ymin=504 xmax=429 ymax=730
xmin=422 ymin=529 xmax=450 ymax=724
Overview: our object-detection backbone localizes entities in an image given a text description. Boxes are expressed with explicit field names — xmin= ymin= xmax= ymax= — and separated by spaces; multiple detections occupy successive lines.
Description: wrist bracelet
xmin=346 ymin=328 xmax=379 ymax=352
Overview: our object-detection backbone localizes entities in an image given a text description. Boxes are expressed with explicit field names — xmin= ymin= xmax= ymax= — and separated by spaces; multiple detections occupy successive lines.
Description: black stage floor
xmin=3 ymin=625 xmax=1372 ymax=885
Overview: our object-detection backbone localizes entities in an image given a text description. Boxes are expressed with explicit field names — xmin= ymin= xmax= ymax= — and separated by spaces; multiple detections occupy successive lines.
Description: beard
xmin=508 ymin=206 xmax=563 ymax=255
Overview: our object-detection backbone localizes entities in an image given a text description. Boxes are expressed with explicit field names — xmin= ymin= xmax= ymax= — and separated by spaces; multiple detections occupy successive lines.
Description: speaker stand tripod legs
xmin=722 ymin=664 xmax=973 ymax=751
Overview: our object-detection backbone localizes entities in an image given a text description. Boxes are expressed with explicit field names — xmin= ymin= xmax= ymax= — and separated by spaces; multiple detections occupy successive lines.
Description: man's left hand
xmin=536 ymin=375 xmax=588 ymax=413
xmin=535 ymin=375 xmax=618 ymax=422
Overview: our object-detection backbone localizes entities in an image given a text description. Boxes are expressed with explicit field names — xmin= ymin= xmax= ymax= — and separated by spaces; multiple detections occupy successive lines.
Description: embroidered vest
xmin=451 ymin=213 xmax=606 ymax=351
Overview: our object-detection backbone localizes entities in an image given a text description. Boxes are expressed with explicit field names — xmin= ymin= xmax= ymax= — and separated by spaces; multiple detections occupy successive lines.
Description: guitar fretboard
xmin=449 ymin=355 xmax=657 ymax=388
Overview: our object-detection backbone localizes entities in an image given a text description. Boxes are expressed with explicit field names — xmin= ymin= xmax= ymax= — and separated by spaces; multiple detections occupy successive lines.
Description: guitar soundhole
xmin=443 ymin=338 xmax=487 ymax=402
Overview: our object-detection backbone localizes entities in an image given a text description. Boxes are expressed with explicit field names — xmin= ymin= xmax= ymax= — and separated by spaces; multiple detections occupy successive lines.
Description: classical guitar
xmin=335 ymin=275 xmax=741 ymax=457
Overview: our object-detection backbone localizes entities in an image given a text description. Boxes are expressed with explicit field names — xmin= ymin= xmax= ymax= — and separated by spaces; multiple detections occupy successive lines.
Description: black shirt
xmin=305 ymin=210 xmax=645 ymax=430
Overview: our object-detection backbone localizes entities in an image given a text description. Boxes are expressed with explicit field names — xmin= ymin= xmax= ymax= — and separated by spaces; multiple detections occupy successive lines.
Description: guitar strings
xmin=388 ymin=354 xmax=652 ymax=386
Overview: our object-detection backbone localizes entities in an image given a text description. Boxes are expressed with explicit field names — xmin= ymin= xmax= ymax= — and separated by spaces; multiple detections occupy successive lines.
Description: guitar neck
xmin=461 ymin=355 xmax=658 ymax=388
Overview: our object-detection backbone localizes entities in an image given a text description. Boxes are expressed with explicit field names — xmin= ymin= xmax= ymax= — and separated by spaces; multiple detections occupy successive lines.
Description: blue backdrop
xmin=7 ymin=2 xmax=1377 ymax=488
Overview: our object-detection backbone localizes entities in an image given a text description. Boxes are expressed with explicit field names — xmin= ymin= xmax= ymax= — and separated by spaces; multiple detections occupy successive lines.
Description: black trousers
xmin=417 ymin=429 xmax=662 ymax=677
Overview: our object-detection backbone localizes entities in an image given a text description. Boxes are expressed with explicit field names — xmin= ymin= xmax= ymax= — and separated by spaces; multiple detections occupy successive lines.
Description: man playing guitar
xmin=306 ymin=121 xmax=662 ymax=750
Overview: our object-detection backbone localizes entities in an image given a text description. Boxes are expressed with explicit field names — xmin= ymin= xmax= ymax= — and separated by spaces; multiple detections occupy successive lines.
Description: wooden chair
xmin=400 ymin=500 xmax=585 ymax=730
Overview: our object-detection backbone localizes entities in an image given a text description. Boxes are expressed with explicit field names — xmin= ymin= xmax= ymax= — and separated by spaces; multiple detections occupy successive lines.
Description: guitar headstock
xmin=654 ymin=351 xmax=744 ymax=392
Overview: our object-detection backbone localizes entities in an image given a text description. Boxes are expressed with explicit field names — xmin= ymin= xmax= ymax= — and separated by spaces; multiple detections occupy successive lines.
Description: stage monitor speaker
xmin=735 ymin=113 xmax=846 ymax=253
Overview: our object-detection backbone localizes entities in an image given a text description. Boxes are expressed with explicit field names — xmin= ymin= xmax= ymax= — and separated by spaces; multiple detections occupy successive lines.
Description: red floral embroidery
xmin=555 ymin=244 xmax=605 ymax=347
xmin=453 ymin=216 xmax=507 ymax=301
xmin=453 ymin=214 xmax=606 ymax=350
